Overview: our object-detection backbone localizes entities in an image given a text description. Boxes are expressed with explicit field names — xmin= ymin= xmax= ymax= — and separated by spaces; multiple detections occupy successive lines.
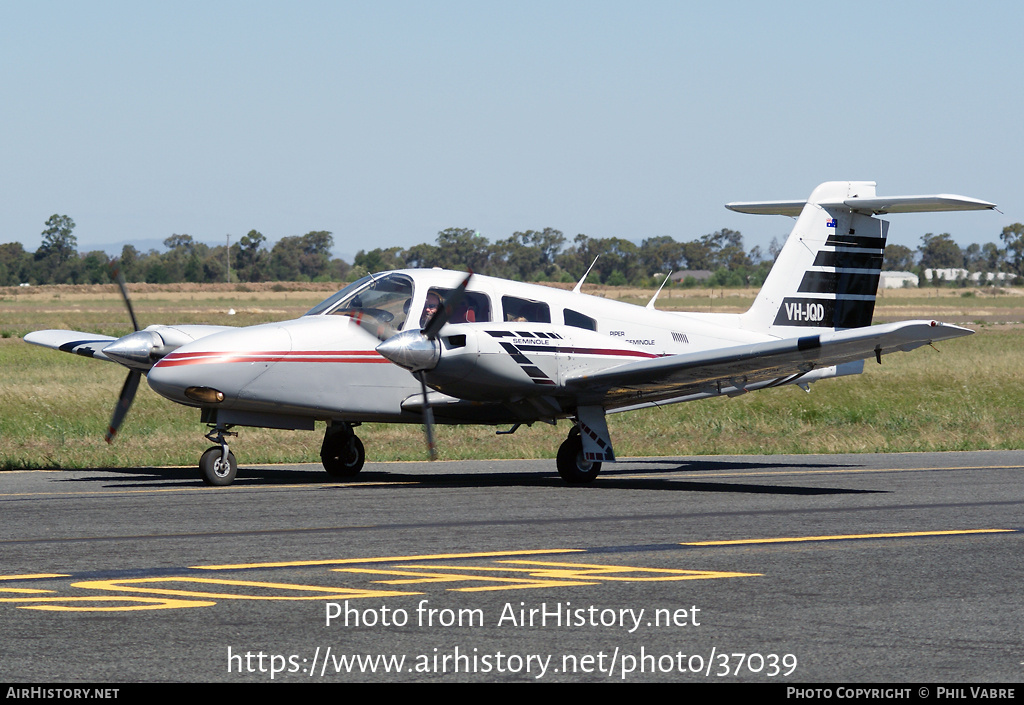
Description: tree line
xmin=2 ymin=214 xmax=1023 ymax=288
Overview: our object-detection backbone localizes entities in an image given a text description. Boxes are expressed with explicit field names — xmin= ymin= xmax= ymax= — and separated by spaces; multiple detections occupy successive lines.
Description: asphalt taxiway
xmin=1 ymin=450 xmax=1022 ymax=682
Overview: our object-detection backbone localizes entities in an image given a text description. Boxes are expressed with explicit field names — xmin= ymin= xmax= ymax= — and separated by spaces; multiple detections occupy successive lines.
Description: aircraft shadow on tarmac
xmin=59 ymin=458 xmax=882 ymax=496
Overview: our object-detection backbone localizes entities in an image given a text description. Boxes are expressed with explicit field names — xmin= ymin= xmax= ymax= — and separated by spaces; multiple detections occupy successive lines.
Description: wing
xmin=24 ymin=330 xmax=119 ymax=361
xmin=565 ymin=320 xmax=972 ymax=409
xmin=24 ymin=325 xmax=236 ymax=367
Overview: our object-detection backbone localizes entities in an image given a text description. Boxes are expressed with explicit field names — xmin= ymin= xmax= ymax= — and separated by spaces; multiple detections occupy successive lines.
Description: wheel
xmin=321 ymin=433 xmax=365 ymax=477
xmin=200 ymin=446 xmax=237 ymax=486
xmin=556 ymin=434 xmax=601 ymax=484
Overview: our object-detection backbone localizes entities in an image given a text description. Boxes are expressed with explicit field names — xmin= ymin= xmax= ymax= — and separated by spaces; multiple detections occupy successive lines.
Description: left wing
xmin=24 ymin=330 xmax=119 ymax=361
xmin=565 ymin=320 xmax=971 ymax=408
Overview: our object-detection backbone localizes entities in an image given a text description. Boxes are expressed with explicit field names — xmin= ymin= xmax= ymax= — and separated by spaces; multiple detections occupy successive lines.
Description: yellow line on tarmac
xmin=0 ymin=574 xmax=70 ymax=580
xmin=194 ymin=548 xmax=585 ymax=571
xmin=682 ymin=529 xmax=1015 ymax=546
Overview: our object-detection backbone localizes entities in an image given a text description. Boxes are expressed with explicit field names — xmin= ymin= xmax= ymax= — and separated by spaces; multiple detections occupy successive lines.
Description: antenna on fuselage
xmin=646 ymin=271 xmax=673 ymax=310
xmin=572 ymin=256 xmax=600 ymax=294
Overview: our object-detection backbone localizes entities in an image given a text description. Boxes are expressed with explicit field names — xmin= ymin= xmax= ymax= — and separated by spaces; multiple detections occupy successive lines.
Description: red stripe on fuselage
xmin=154 ymin=350 xmax=388 ymax=367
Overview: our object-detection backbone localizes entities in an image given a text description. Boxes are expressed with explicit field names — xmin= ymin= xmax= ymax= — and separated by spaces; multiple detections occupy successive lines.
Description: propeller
xmin=375 ymin=271 xmax=473 ymax=460
xmin=103 ymin=260 xmax=146 ymax=443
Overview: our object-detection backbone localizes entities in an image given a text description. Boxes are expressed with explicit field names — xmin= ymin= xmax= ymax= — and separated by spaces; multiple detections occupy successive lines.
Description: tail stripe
xmin=813 ymin=251 xmax=883 ymax=269
xmin=798 ymin=272 xmax=881 ymax=296
xmin=824 ymin=234 xmax=886 ymax=249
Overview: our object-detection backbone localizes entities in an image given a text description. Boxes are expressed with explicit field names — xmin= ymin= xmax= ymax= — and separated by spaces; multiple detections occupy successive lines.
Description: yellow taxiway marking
xmin=71 ymin=577 xmax=418 ymax=601
xmin=332 ymin=559 xmax=759 ymax=593
xmin=0 ymin=574 xmax=70 ymax=580
xmin=682 ymin=529 xmax=1015 ymax=546
xmin=195 ymin=548 xmax=584 ymax=571
xmin=337 ymin=566 xmax=599 ymax=591
xmin=0 ymin=596 xmax=216 ymax=612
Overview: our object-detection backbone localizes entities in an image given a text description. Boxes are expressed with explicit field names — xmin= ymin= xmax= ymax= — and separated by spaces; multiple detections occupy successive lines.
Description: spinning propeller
xmin=100 ymin=262 xmax=169 ymax=443
xmin=373 ymin=271 xmax=473 ymax=460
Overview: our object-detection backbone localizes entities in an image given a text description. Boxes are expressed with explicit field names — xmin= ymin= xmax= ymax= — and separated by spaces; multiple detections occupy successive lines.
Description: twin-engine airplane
xmin=26 ymin=181 xmax=996 ymax=485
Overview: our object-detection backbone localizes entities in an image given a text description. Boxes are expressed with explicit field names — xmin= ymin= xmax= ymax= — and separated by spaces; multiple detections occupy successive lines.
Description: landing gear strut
xmin=321 ymin=422 xmax=365 ymax=478
xmin=556 ymin=425 xmax=601 ymax=484
xmin=200 ymin=425 xmax=238 ymax=486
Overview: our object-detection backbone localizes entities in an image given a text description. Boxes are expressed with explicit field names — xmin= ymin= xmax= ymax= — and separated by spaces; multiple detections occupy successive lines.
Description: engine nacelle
xmin=423 ymin=322 xmax=659 ymax=402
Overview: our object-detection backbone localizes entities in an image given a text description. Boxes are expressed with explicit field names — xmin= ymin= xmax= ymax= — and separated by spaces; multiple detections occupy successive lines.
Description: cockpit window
xmin=304 ymin=273 xmax=415 ymax=331
xmin=304 ymin=276 xmax=373 ymax=316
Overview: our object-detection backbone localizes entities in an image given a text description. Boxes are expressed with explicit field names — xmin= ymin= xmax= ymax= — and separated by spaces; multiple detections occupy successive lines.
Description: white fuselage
xmin=145 ymin=269 xmax=776 ymax=428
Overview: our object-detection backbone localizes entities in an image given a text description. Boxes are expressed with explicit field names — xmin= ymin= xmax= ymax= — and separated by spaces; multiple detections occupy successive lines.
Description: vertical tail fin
xmin=729 ymin=181 xmax=995 ymax=336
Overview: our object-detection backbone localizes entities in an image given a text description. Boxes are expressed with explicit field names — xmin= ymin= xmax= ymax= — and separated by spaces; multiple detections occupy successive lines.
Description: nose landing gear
xmin=200 ymin=425 xmax=238 ymax=486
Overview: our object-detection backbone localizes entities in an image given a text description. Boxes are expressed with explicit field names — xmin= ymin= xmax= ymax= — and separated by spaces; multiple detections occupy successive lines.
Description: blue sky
xmin=2 ymin=1 xmax=1020 ymax=261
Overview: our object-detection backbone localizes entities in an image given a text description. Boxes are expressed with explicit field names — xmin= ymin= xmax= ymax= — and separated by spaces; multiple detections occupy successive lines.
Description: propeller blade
xmin=416 ymin=371 xmax=438 ymax=461
xmin=422 ymin=271 xmax=472 ymax=340
xmin=380 ymin=270 xmax=471 ymax=460
xmin=109 ymin=259 xmax=140 ymax=332
xmin=105 ymin=369 xmax=142 ymax=444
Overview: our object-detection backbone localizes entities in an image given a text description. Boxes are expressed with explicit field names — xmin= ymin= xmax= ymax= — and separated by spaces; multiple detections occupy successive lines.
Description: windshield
xmin=304 ymin=273 xmax=415 ymax=331
xmin=304 ymin=275 xmax=374 ymax=316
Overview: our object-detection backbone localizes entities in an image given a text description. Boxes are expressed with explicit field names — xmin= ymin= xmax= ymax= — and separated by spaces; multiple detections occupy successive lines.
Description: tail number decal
xmin=783 ymin=301 xmax=826 ymax=323
xmin=774 ymin=297 xmax=874 ymax=329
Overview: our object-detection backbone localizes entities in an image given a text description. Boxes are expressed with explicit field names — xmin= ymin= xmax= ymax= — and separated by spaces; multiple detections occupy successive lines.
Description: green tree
xmin=269 ymin=236 xmax=303 ymax=280
xmin=38 ymin=214 xmax=77 ymax=266
xmin=999 ymin=223 xmax=1024 ymax=275
xmin=982 ymin=242 xmax=1006 ymax=272
xmin=0 ymin=242 xmax=32 ymax=285
xmin=354 ymin=246 xmax=405 ymax=273
xmin=639 ymin=235 xmax=684 ymax=275
xmin=298 ymin=230 xmax=334 ymax=280
xmin=883 ymin=244 xmax=915 ymax=271
xmin=918 ymin=233 xmax=963 ymax=270
xmin=119 ymin=244 xmax=140 ymax=282
xmin=237 ymin=230 xmax=268 ymax=281
xmin=434 ymin=228 xmax=492 ymax=272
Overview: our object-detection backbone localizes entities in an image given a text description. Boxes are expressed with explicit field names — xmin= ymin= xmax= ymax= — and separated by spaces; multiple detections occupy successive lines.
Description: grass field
xmin=2 ymin=282 xmax=1023 ymax=470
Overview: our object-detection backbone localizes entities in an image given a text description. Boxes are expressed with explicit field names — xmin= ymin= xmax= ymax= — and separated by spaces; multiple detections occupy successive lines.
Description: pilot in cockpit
xmin=420 ymin=291 xmax=442 ymax=327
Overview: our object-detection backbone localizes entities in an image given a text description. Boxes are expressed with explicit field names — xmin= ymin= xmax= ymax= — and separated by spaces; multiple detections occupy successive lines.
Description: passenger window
xmin=502 ymin=296 xmax=551 ymax=323
xmin=563 ymin=308 xmax=597 ymax=331
xmin=423 ymin=288 xmax=491 ymax=327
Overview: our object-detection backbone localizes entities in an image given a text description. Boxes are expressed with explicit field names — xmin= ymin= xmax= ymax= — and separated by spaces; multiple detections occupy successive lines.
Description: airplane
xmin=24 ymin=180 xmax=996 ymax=486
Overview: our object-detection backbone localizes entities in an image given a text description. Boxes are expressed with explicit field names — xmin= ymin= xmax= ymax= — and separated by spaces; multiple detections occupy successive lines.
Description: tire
xmin=321 ymin=434 xmax=365 ymax=477
xmin=556 ymin=434 xmax=601 ymax=484
xmin=200 ymin=446 xmax=237 ymax=486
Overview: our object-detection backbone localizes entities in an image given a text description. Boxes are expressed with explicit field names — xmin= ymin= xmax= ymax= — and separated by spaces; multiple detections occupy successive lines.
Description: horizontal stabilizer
xmin=724 ymin=200 xmax=806 ymax=216
xmin=727 ymin=194 xmax=996 ymax=216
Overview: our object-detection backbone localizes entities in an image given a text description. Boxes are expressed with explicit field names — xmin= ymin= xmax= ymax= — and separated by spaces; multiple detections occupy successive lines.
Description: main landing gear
xmin=320 ymin=422 xmax=366 ymax=478
xmin=197 ymin=422 xmax=366 ymax=486
xmin=556 ymin=425 xmax=601 ymax=484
